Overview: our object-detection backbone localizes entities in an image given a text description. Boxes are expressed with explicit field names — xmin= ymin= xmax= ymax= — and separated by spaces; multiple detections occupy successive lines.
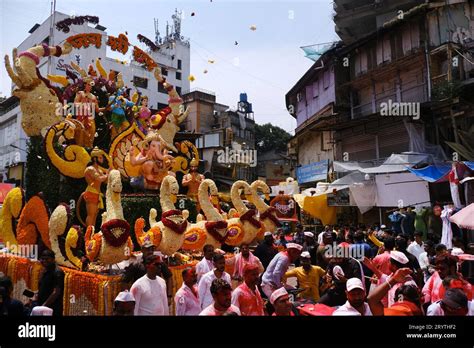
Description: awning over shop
xmin=301 ymin=172 xmax=366 ymax=197
xmin=464 ymin=162 xmax=474 ymax=171
xmin=406 ymin=164 xmax=451 ymax=183
xmin=294 ymin=194 xmax=337 ymax=225
xmin=334 ymin=153 xmax=431 ymax=174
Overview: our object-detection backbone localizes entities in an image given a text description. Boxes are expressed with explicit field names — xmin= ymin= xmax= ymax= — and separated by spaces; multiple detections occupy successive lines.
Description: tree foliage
xmin=255 ymin=123 xmax=292 ymax=153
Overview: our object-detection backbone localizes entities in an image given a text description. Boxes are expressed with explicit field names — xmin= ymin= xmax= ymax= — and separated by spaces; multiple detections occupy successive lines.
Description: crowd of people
xmin=113 ymin=222 xmax=474 ymax=316
xmin=1 ymin=222 xmax=473 ymax=317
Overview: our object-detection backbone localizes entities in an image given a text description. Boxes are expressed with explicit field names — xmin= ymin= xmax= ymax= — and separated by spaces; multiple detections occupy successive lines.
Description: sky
xmin=0 ymin=0 xmax=338 ymax=133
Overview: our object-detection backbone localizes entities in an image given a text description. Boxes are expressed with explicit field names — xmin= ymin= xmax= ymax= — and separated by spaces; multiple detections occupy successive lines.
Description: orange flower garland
xmin=62 ymin=267 xmax=122 ymax=315
xmin=66 ymin=33 xmax=102 ymax=49
xmin=16 ymin=195 xmax=51 ymax=248
xmin=181 ymin=227 xmax=207 ymax=251
xmin=133 ymin=46 xmax=157 ymax=71
xmin=225 ymin=223 xmax=244 ymax=246
xmin=0 ymin=255 xmax=10 ymax=274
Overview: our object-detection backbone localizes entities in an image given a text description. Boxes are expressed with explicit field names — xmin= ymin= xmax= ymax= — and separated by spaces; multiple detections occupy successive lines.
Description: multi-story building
xmin=0 ymin=97 xmax=26 ymax=184
xmin=182 ymin=90 xmax=257 ymax=189
xmin=1 ymin=10 xmax=191 ymax=181
xmin=256 ymin=149 xmax=292 ymax=186
xmin=286 ymin=43 xmax=342 ymax=188
xmin=288 ymin=0 xmax=474 ymax=173
xmin=287 ymin=0 xmax=474 ymax=223
xmin=333 ymin=0 xmax=424 ymax=44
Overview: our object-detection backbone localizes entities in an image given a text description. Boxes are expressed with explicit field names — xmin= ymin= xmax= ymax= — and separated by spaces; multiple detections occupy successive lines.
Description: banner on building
xmin=296 ymin=160 xmax=328 ymax=184
xmin=327 ymin=188 xmax=351 ymax=207
xmin=270 ymin=194 xmax=298 ymax=221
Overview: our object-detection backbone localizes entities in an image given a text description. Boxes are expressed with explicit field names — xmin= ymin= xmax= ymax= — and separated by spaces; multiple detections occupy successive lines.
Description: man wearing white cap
xmin=366 ymin=250 xmax=418 ymax=308
xmin=270 ymin=287 xmax=293 ymax=316
xmin=302 ymin=231 xmax=317 ymax=264
xmin=113 ymin=290 xmax=135 ymax=316
xmin=30 ymin=306 xmax=54 ymax=316
xmin=283 ymin=251 xmax=326 ymax=302
xmin=333 ymin=278 xmax=372 ymax=316
xmin=261 ymin=243 xmax=303 ymax=298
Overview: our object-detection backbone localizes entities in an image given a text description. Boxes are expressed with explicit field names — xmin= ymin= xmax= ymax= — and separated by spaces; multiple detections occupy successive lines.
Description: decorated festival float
xmin=0 ymin=17 xmax=280 ymax=315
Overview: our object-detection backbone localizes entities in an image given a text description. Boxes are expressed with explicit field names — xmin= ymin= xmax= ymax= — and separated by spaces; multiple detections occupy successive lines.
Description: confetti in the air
xmin=250 ymin=25 xmax=257 ymax=31
xmin=191 ymin=12 xmax=195 ymax=16
xmin=208 ymin=59 xmax=215 ymax=64
xmin=235 ymin=41 xmax=238 ymax=45
xmin=203 ymin=69 xmax=208 ymax=74
xmin=188 ymin=74 xmax=196 ymax=82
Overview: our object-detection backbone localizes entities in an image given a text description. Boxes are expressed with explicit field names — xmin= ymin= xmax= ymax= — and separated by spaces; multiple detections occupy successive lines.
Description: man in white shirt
xmin=174 ymin=266 xmax=201 ymax=316
xmin=317 ymin=225 xmax=331 ymax=245
xmin=333 ymin=278 xmax=372 ymax=316
xmin=406 ymin=231 xmax=424 ymax=260
xmin=427 ymin=288 xmax=473 ymax=316
xmin=198 ymin=253 xmax=232 ymax=310
xmin=130 ymin=255 xmax=169 ymax=316
xmin=418 ymin=240 xmax=436 ymax=282
xmin=196 ymin=244 xmax=215 ymax=282
xmin=200 ymin=279 xmax=241 ymax=316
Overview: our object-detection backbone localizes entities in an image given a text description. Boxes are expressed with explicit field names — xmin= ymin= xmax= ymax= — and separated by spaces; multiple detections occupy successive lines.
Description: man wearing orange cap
xmin=231 ymin=264 xmax=264 ymax=316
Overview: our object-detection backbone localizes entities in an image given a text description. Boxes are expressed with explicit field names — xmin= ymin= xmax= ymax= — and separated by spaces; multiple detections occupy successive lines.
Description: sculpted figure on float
xmin=4 ymin=42 xmax=73 ymax=136
xmin=151 ymin=67 xmax=189 ymax=152
xmin=129 ymin=131 xmax=175 ymax=190
xmin=84 ymin=169 xmax=133 ymax=265
xmin=182 ymin=158 xmax=205 ymax=212
xmin=134 ymin=175 xmax=189 ymax=255
xmin=249 ymin=180 xmax=280 ymax=241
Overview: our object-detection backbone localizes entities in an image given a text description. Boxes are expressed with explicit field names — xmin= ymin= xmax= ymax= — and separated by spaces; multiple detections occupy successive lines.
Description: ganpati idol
xmin=130 ymin=131 xmax=175 ymax=190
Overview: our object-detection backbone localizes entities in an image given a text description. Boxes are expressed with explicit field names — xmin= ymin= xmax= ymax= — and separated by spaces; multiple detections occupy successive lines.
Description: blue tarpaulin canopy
xmin=464 ymin=162 xmax=474 ymax=170
xmin=407 ymin=164 xmax=451 ymax=182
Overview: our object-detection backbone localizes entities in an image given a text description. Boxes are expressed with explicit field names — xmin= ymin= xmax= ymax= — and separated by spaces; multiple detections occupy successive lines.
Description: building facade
xmin=182 ymin=90 xmax=257 ymax=189
xmin=288 ymin=1 xmax=474 ymax=185
xmin=0 ymin=97 xmax=26 ymax=184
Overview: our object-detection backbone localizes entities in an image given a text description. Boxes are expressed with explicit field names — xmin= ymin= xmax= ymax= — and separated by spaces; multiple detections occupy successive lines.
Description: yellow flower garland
xmin=0 ymin=187 xmax=24 ymax=246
